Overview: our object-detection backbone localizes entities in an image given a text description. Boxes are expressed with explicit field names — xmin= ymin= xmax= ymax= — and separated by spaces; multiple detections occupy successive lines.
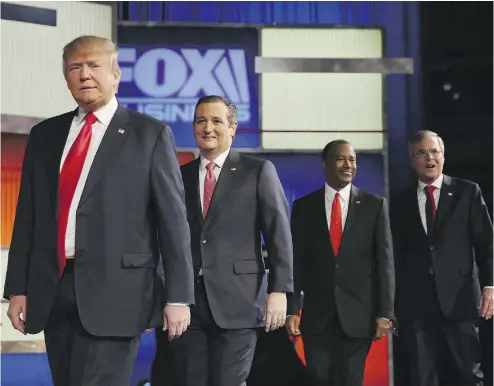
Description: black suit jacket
xmin=3 ymin=105 xmax=195 ymax=337
xmin=181 ymin=150 xmax=294 ymax=329
xmin=288 ymin=186 xmax=395 ymax=338
xmin=390 ymin=175 xmax=493 ymax=322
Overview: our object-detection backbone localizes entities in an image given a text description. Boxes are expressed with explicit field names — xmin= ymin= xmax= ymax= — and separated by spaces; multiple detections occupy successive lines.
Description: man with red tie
xmin=3 ymin=35 xmax=194 ymax=385
xmin=390 ymin=130 xmax=493 ymax=386
xmin=172 ymin=95 xmax=293 ymax=386
xmin=286 ymin=140 xmax=395 ymax=386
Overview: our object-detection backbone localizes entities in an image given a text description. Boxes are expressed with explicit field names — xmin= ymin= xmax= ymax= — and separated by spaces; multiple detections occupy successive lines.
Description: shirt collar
xmin=325 ymin=182 xmax=352 ymax=203
xmin=418 ymin=174 xmax=444 ymax=193
xmin=74 ymin=96 xmax=118 ymax=127
xmin=200 ymin=148 xmax=231 ymax=170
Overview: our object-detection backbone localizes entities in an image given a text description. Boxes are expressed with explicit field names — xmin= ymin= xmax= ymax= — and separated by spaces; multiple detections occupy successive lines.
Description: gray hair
xmin=408 ymin=130 xmax=445 ymax=156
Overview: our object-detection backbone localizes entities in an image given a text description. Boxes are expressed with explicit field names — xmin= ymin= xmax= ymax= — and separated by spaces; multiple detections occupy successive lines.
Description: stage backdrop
xmin=117 ymin=25 xmax=260 ymax=149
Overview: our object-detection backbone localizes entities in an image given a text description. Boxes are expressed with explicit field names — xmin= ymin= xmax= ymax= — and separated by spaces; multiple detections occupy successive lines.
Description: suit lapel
xmin=203 ymin=150 xmax=240 ymax=233
xmin=409 ymin=186 xmax=428 ymax=238
xmin=47 ymin=110 xmax=78 ymax=221
xmin=183 ymin=158 xmax=203 ymax=227
xmin=314 ymin=187 xmax=334 ymax=257
xmin=339 ymin=185 xmax=360 ymax=255
xmin=433 ymin=175 xmax=457 ymax=236
xmin=78 ymin=106 xmax=131 ymax=207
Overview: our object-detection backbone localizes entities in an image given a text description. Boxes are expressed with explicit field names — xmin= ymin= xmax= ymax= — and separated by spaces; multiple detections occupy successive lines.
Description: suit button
xmin=335 ymin=286 xmax=340 ymax=290
xmin=201 ymin=240 xmax=207 ymax=244
xmin=429 ymin=246 xmax=434 ymax=251
xmin=335 ymin=264 xmax=340 ymax=268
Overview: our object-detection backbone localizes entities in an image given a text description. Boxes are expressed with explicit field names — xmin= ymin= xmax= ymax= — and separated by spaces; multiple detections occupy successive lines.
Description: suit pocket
xmin=233 ymin=260 xmax=263 ymax=274
xmin=122 ymin=253 xmax=155 ymax=268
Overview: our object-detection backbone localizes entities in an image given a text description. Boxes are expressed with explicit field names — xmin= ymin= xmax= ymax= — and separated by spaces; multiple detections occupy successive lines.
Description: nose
xmin=343 ymin=159 xmax=351 ymax=168
xmin=204 ymin=121 xmax=214 ymax=132
xmin=80 ymin=65 xmax=91 ymax=81
xmin=425 ymin=151 xmax=434 ymax=161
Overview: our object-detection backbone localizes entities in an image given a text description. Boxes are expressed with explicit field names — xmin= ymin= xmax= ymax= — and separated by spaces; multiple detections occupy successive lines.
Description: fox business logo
xmin=118 ymin=47 xmax=252 ymax=124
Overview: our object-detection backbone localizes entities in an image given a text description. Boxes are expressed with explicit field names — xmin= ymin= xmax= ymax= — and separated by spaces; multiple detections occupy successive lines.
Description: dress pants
xmin=170 ymin=276 xmax=257 ymax=386
xmin=303 ymin=317 xmax=372 ymax=386
xmin=44 ymin=260 xmax=140 ymax=386
xmin=402 ymin=315 xmax=483 ymax=386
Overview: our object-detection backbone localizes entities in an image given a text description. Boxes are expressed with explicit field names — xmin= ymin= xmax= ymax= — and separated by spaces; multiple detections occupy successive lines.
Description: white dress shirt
xmin=60 ymin=96 xmax=118 ymax=257
xmin=417 ymin=174 xmax=443 ymax=233
xmin=324 ymin=183 xmax=352 ymax=230
xmin=199 ymin=148 xmax=231 ymax=211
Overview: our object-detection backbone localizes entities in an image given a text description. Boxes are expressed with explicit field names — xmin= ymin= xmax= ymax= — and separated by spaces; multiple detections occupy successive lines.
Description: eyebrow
xmin=196 ymin=116 xmax=224 ymax=120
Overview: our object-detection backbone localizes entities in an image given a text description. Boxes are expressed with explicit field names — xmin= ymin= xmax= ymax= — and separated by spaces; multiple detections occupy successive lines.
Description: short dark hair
xmin=408 ymin=130 xmax=445 ymax=156
xmin=193 ymin=95 xmax=237 ymax=126
xmin=321 ymin=139 xmax=351 ymax=160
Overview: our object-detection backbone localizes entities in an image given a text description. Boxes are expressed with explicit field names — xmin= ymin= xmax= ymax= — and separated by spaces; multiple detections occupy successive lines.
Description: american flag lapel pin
xmin=118 ymin=128 xmax=125 ymax=134
xmin=231 ymin=167 xmax=236 ymax=171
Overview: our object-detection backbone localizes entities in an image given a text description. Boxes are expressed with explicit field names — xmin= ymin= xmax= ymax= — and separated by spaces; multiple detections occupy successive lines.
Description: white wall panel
xmin=1 ymin=1 xmax=113 ymax=120
xmin=260 ymin=28 xmax=384 ymax=151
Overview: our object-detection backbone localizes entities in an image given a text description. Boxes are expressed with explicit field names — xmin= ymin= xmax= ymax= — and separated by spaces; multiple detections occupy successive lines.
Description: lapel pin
xmin=231 ymin=167 xmax=236 ymax=171
xmin=118 ymin=129 xmax=125 ymax=134
xmin=448 ymin=192 xmax=452 ymax=196
xmin=356 ymin=200 xmax=361 ymax=204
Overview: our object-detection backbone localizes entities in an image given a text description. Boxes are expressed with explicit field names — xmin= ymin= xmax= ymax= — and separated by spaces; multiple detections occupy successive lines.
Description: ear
xmin=229 ymin=121 xmax=238 ymax=138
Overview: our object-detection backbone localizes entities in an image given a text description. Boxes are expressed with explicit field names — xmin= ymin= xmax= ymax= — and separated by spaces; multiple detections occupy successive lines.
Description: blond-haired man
xmin=4 ymin=35 xmax=195 ymax=385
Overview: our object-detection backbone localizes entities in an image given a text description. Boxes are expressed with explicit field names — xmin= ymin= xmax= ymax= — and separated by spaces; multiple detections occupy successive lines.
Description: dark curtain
xmin=118 ymin=1 xmax=378 ymax=26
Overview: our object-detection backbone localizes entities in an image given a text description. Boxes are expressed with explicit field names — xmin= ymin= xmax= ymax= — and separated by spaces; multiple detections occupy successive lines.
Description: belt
xmin=66 ymin=256 xmax=74 ymax=260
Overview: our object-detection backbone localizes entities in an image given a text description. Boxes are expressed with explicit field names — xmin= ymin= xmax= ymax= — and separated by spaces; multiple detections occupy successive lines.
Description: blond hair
xmin=63 ymin=35 xmax=120 ymax=75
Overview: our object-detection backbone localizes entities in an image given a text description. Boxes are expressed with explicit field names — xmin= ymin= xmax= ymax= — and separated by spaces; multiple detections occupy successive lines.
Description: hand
xmin=285 ymin=315 xmax=301 ymax=336
xmin=264 ymin=292 xmax=287 ymax=332
xmin=480 ymin=287 xmax=493 ymax=320
xmin=374 ymin=318 xmax=390 ymax=340
xmin=163 ymin=304 xmax=190 ymax=341
xmin=7 ymin=295 xmax=27 ymax=334
xmin=145 ymin=329 xmax=153 ymax=334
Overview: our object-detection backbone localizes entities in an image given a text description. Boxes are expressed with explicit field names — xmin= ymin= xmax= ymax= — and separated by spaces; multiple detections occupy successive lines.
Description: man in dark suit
xmin=286 ymin=140 xmax=395 ymax=386
xmin=170 ymin=95 xmax=293 ymax=386
xmin=390 ymin=130 xmax=493 ymax=386
xmin=3 ymin=35 xmax=195 ymax=386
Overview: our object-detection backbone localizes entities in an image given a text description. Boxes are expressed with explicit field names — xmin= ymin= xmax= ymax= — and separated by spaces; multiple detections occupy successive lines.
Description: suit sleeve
xmin=469 ymin=184 xmax=493 ymax=288
xmin=374 ymin=198 xmax=395 ymax=319
xmin=3 ymin=129 xmax=37 ymax=299
xmin=287 ymin=200 xmax=306 ymax=315
xmin=389 ymin=197 xmax=404 ymax=289
xmin=150 ymin=125 xmax=195 ymax=305
xmin=257 ymin=160 xmax=294 ymax=295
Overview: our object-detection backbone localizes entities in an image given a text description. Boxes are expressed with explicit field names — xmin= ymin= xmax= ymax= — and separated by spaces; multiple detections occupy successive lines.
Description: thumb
xmin=162 ymin=315 xmax=168 ymax=331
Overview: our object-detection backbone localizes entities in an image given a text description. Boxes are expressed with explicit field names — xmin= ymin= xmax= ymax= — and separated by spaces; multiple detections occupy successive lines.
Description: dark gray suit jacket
xmin=391 ymin=175 xmax=493 ymax=322
xmin=288 ymin=186 xmax=395 ymax=338
xmin=3 ymin=105 xmax=195 ymax=337
xmin=181 ymin=150 xmax=294 ymax=329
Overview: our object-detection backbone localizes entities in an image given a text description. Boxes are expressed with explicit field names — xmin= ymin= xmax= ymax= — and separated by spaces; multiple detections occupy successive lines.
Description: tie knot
xmin=85 ymin=113 xmax=97 ymax=125
xmin=334 ymin=192 xmax=340 ymax=200
xmin=426 ymin=185 xmax=436 ymax=195
xmin=206 ymin=162 xmax=216 ymax=172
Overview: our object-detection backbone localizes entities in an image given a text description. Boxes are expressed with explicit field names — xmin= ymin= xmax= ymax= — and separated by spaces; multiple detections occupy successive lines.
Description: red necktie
xmin=425 ymin=185 xmax=437 ymax=275
xmin=426 ymin=185 xmax=437 ymax=219
xmin=330 ymin=192 xmax=343 ymax=256
xmin=203 ymin=162 xmax=216 ymax=219
xmin=57 ymin=113 xmax=97 ymax=276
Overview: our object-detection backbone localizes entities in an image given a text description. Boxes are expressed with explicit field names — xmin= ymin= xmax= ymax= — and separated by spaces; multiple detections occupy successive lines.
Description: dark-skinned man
xmin=286 ymin=139 xmax=395 ymax=386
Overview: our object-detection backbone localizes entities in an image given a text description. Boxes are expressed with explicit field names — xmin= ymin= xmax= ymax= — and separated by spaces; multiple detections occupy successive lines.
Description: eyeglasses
xmin=414 ymin=148 xmax=442 ymax=157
